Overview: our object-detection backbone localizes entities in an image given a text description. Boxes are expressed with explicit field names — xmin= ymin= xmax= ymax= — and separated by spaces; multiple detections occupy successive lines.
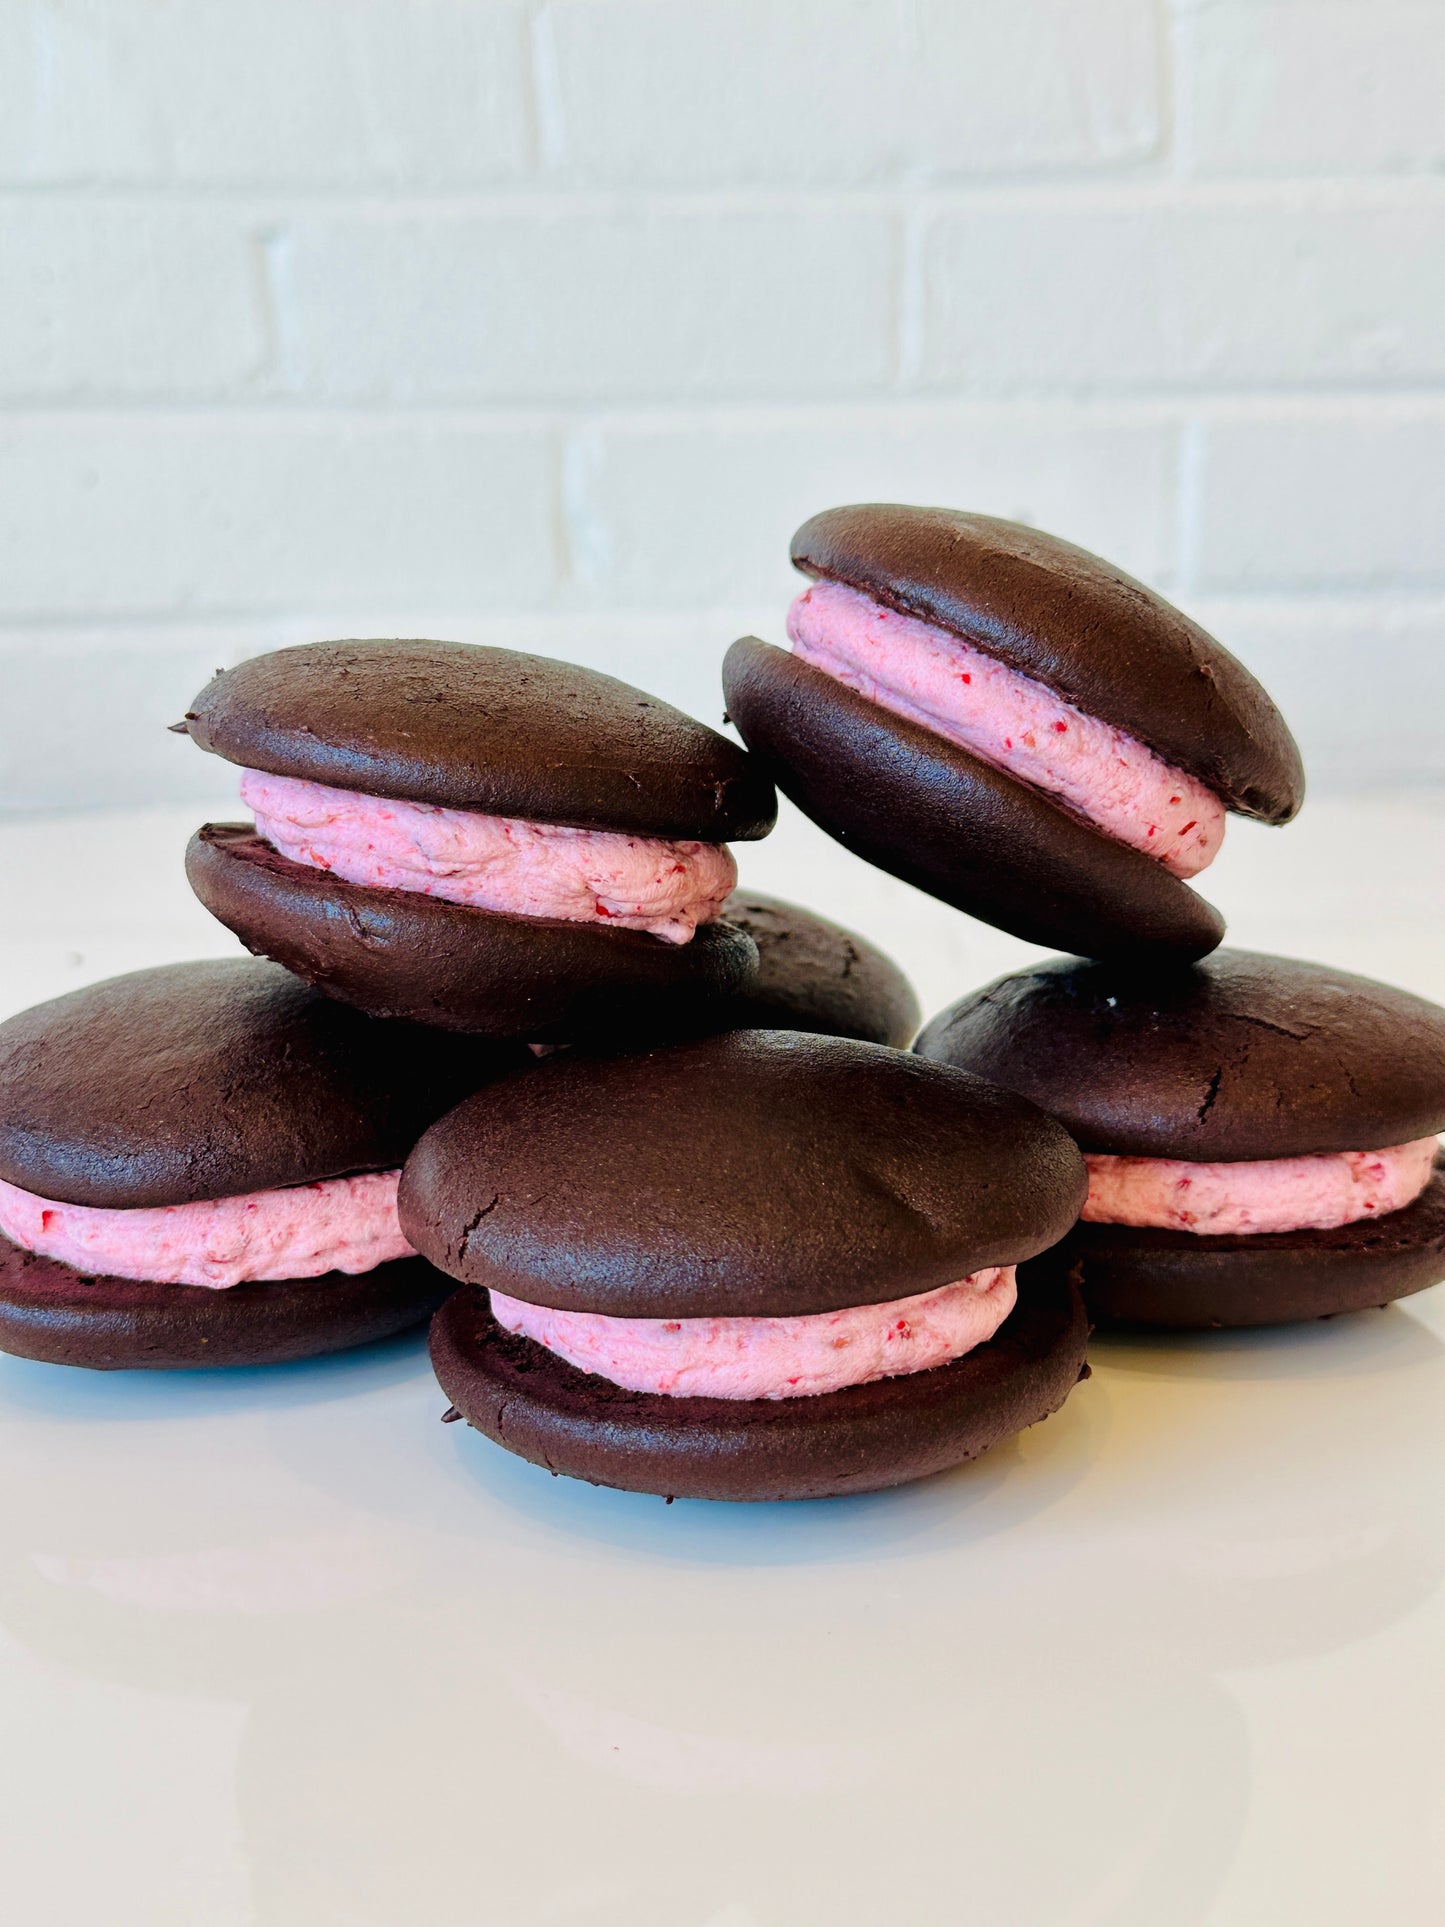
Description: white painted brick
xmin=277 ymin=207 xmax=898 ymax=401
xmin=1182 ymin=2 xmax=1445 ymax=176
xmin=1183 ymin=596 xmax=1445 ymax=789
xmin=563 ymin=410 xmax=1178 ymax=607
xmin=0 ymin=420 xmax=556 ymax=618
xmin=1194 ymin=415 xmax=1445 ymax=590
xmin=922 ymin=193 xmax=1445 ymax=389
xmin=0 ymin=627 xmax=274 ymax=811
xmin=0 ymin=204 xmax=267 ymax=400
xmin=909 ymin=0 xmax=1163 ymax=174
xmin=0 ymin=0 xmax=531 ymax=187
xmin=543 ymin=0 xmax=1160 ymax=184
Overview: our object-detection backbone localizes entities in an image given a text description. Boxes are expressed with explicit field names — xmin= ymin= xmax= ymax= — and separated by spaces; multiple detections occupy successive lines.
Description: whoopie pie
xmin=0 ymin=959 xmax=524 ymax=1369
xmin=917 ymin=951 xmax=1445 ymax=1330
xmin=403 ymin=1031 xmax=1089 ymax=1502
xmin=180 ymin=640 xmax=776 ymax=1038
xmin=723 ymin=505 xmax=1305 ymax=962
xmin=645 ymin=890 xmax=920 ymax=1048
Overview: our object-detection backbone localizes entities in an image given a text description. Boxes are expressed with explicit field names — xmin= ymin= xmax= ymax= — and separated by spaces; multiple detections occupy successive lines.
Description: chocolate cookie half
xmin=0 ymin=960 xmax=523 ymax=1369
xmin=0 ymin=1245 xmax=450 ymax=1371
xmin=403 ymin=1030 xmax=1089 ymax=1500
xmin=180 ymin=640 xmax=775 ymax=1037
xmin=917 ymin=951 xmax=1445 ymax=1329
xmin=708 ymin=891 xmax=920 ymax=1046
xmin=429 ymin=1252 xmax=1086 ymax=1504
xmin=608 ymin=889 xmax=919 ymax=1048
xmin=723 ymin=505 xmax=1305 ymax=962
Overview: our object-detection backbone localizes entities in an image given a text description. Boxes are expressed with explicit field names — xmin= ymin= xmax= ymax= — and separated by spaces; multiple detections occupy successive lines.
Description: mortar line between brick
xmin=3 ymin=177 xmax=1444 ymax=212
xmin=5 ymin=390 xmax=1445 ymax=426
xmin=1164 ymin=0 xmax=1191 ymax=181
xmin=527 ymin=3 xmax=567 ymax=176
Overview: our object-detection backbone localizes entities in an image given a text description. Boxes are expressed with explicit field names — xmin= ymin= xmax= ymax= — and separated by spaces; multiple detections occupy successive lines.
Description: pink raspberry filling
xmin=0 ymin=1170 xmax=412 ymax=1289
xmin=490 ymin=1267 xmax=1018 ymax=1401
xmin=788 ymin=579 xmax=1225 ymax=879
xmin=1082 ymin=1138 xmax=1439 ymax=1236
xmin=241 ymin=770 xmax=738 ymax=945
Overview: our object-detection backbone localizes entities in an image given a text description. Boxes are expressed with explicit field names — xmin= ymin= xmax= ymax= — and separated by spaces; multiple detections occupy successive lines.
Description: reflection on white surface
xmin=508 ymin=1670 xmax=878 ymax=1795
xmin=0 ymin=796 xmax=1443 ymax=1923
xmin=2 ymin=1299 xmax=1440 ymax=1925
xmin=1171 ymin=1522 xmax=1394 ymax=1584
xmin=32 ymin=1533 xmax=402 ymax=1615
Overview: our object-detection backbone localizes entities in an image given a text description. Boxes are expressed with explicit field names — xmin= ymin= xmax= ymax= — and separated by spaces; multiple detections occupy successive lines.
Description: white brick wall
xmin=538 ymin=0 xmax=1164 ymax=183
xmin=2 ymin=0 xmax=1441 ymax=809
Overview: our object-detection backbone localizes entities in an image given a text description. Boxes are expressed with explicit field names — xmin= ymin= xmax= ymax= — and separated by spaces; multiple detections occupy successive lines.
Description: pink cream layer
xmin=490 ymin=1268 xmax=1018 ymax=1401
xmin=788 ymin=579 xmax=1225 ymax=878
xmin=1082 ymin=1138 xmax=1439 ymax=1236
xmin=242 ymin=771 xmax=738 ymax=945
xmin=0 ymin=1170 xmax=412 ymax=1289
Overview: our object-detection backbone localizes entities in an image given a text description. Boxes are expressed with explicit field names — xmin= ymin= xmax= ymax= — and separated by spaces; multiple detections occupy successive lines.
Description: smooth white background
xmin=3 ymin=0 xmax=1444 ymax=811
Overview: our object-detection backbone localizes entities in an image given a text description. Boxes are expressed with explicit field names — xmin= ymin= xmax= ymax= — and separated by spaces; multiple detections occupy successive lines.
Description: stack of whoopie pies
xmin=719 ymin=500 xmax=1442 ymax=1344
xmin=3 ymin=500 xmax=1440 ymax=1508
xmin=0 ymin=636 xmax=938 ymax=1409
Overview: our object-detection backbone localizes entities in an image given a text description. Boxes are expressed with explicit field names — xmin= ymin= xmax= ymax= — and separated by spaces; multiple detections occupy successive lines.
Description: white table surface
xmin=1 ymin=791 xmax=1443 ymax=1927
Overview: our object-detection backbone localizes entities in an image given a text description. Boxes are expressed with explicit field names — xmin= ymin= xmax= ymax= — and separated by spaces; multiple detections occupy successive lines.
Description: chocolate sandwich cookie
xmin=634 ymin=890 xmax=919 ymax=1047
xmin=723 ymin=505 xmax=1305 ymax=962
xmin=710 ymin=891 xmax=919 ymax=1045
xmin=403 ymin=1030 xmax=1089 ymax=1501
xmin=917 ymin=951 xmax=1445 ymax=1329
xmin=0 ymin=960 xmax=525 ymax=1369
xmin=181 ymin=640 xmax=776 ymax=1037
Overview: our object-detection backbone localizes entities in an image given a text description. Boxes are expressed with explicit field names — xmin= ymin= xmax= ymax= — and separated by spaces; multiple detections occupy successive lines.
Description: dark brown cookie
xmin=791 ymin=505 xmax=1304 ymax=822
xmin=429 ymin=1257 xmax=1089 ymax=1502
xmin=722 ymin=641 xmax=1224 ymax=962
xmin=915 ymin=950 xmax=1445 ymax=1160
xmin=183 ymin=638 xmax=776 ymax=840
xmin=187 ymin=825 xmax=760 ymax=1041
xmin=400 ymin=1029 xmax=1087 ymax=1317
xmin=688 ymin=890 xmax=920 ymax=1046
xmin=0 ymin=956 xmax=526 ymax=1209
xmin=1057 ymin=1159 xmax=1445 ymax=1329
xmin=0 ymin=1237 xmax=452 ymax=1370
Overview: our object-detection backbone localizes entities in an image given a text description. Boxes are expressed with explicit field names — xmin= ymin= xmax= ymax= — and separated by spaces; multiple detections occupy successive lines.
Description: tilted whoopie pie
xmin=723 ymin=505 xmax=1305 ymax=963
xmin=180 ymin=640 xmax=777 ymax=1038
xmin=0 ymin=959 xmax=526 ymax=1369
xmin=916 ymin=951 xmax=1445 ymax=1330
xmin=402 ymin=1031 xmax=1089 ymax=1502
